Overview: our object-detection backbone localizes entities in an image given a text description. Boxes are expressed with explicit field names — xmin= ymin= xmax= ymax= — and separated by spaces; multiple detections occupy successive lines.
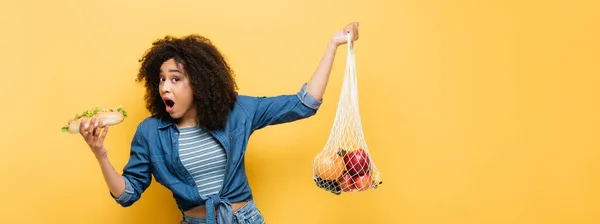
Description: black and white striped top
xmin=178 ymin=126 xmax=227 ymax=197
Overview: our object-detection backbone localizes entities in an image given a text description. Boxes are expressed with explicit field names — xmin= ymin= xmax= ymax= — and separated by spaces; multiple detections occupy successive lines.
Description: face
xmin=159 ymin=58 xmax=196 ymax=122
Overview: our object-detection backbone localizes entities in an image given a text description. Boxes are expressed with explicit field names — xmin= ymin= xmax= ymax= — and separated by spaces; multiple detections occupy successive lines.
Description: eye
xmin=171 ymin=77 xmax=180 ymax=82
xmin=159 ymin=76 xmax=166 ymax=82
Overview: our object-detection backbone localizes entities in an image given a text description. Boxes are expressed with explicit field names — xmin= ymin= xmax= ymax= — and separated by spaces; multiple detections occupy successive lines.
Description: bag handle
xmin=346 ymin=33 xmax=364 ymax=135
xmin=323 ymin=32 xmax=366 ymax=152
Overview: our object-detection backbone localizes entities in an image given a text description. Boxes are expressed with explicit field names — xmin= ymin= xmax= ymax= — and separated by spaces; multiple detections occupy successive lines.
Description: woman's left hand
xmin=330 ymin=22 xmax=360 ymax=47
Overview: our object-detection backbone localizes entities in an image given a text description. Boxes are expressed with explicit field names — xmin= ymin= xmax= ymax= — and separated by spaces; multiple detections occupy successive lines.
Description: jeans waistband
xmin=181 ymin=200 xmax=256 ymax=224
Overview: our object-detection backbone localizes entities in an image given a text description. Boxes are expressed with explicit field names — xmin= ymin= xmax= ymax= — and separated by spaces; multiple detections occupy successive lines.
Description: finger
xmin=351 ymin=24 xmax=359 ymax=39
xmin=345 ymin=27 xmax=352 ymax=34
xmin=100 ymin=125 xmax=109 ymax=143
xmin=343 ymin=24 xmax=351 ymax=33
xmin=93 ymin=121 xmax=102 ymax=140
xmin=87 ymin=116 xmax=96 ymax=136
xmin=79 ymin=118 xmax=86 ymax=135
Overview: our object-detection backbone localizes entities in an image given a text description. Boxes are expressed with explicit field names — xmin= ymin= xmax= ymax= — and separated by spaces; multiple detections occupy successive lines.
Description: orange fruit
xmin=314 ymin=151 xmax=345 ymax=180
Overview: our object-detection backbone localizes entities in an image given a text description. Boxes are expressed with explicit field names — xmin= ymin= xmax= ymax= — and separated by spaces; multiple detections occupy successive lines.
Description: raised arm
xmin=306 ymin=22 xmax=360 ymax=100
xmin=248 ymin=22 xmax=360 ymax=130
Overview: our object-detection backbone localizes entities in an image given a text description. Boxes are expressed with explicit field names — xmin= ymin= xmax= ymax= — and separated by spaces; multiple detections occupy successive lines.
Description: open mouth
xmin=163 ymin=98 xmax=175 ymax=112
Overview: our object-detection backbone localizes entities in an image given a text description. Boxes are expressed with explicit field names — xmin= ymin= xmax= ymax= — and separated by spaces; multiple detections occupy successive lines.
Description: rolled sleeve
xmin=110 ymin=176 xmax=135 ymax=205
xmin=249 ymin=83 xmax=323 ymax=130
xmin=296 ymin=83 xmax=323 ymax=110
xmin=108 ymin=122 xmax=152 ymax=207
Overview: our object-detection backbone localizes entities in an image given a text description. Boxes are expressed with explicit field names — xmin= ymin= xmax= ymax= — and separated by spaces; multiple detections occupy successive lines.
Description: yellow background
xmin=1 ymin=0 xmax=599 ymax=223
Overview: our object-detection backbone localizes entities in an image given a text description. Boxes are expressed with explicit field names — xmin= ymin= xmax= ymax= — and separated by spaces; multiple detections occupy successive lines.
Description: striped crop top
xmin=177 ymin=126 xmax=227 ymax=196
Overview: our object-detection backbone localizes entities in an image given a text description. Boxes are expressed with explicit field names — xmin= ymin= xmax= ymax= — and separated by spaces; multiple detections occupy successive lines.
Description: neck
xmin=177 ymin=108 xmax=197 ymax=128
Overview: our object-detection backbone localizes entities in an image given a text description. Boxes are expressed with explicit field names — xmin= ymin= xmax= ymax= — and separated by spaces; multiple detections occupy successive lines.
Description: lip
xmin=162 ymin=96 xmax=175 ymax=113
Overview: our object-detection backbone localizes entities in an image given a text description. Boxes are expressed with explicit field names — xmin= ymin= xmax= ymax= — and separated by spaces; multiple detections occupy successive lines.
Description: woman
xmin=79 ymin=22 xmax=360 ymax=224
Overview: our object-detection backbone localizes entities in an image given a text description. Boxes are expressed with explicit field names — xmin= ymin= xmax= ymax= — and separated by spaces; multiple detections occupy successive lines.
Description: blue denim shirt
xmin=111 ymin=83 xmax=322 ymax=224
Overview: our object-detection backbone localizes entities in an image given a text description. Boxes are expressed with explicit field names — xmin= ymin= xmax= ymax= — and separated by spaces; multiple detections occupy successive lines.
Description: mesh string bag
xmin=312 ymin=33 xmax=382 ymax=195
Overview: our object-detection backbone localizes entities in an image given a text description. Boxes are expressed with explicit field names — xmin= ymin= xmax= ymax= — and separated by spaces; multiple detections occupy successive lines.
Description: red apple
xmin=343 ymin=149 xmax=371 ymax=176
xmin=338 ymin=173 xmax=355 ymax=192
xmin=353 ymin=174 xmax=372 ymax=191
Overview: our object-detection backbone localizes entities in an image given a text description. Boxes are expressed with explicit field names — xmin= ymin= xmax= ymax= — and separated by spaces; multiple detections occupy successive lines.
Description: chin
xmin=167 ymin=111 xmax=182 ymax=119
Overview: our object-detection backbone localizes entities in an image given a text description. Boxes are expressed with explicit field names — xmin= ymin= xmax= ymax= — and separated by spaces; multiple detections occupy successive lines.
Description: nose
xmin=160 ymin=81 xmax=171 ymax=93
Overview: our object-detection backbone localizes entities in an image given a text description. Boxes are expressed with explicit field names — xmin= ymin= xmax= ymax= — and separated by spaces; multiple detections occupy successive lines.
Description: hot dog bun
xmin=62 ymin=106 xmax=127 ymax=134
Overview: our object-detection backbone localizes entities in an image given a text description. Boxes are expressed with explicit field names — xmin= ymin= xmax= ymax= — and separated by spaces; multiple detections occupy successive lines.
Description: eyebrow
xmin=167 ymin=69 xmax=183 ymax=74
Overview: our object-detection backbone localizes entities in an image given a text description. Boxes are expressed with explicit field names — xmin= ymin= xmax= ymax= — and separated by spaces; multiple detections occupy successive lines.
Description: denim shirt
xmin=111 ymin=83 xmax=322 ymax=224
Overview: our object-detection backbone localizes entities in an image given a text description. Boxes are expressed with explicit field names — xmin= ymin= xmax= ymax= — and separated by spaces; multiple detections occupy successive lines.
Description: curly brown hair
xmin=135 ymin=34 xmax=238 ymax=130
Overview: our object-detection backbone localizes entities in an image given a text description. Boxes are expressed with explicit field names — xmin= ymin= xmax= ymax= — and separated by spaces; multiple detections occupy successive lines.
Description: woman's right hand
xmin=79 ymin=116 xmax=109 ymax=159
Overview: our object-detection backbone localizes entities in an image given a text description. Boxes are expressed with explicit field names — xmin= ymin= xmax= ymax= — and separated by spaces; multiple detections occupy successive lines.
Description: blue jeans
xmin=180 ymin=200 xmax=265 ymax=224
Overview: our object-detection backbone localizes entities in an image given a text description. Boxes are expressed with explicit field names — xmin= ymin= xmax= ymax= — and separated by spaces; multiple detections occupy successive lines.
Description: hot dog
xmin=62 ymin=106 xmax=128 ymax=134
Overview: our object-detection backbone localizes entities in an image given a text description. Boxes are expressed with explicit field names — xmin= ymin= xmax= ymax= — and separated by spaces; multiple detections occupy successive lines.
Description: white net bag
xmin=312 ymin=34 xmax=382 ymax=195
